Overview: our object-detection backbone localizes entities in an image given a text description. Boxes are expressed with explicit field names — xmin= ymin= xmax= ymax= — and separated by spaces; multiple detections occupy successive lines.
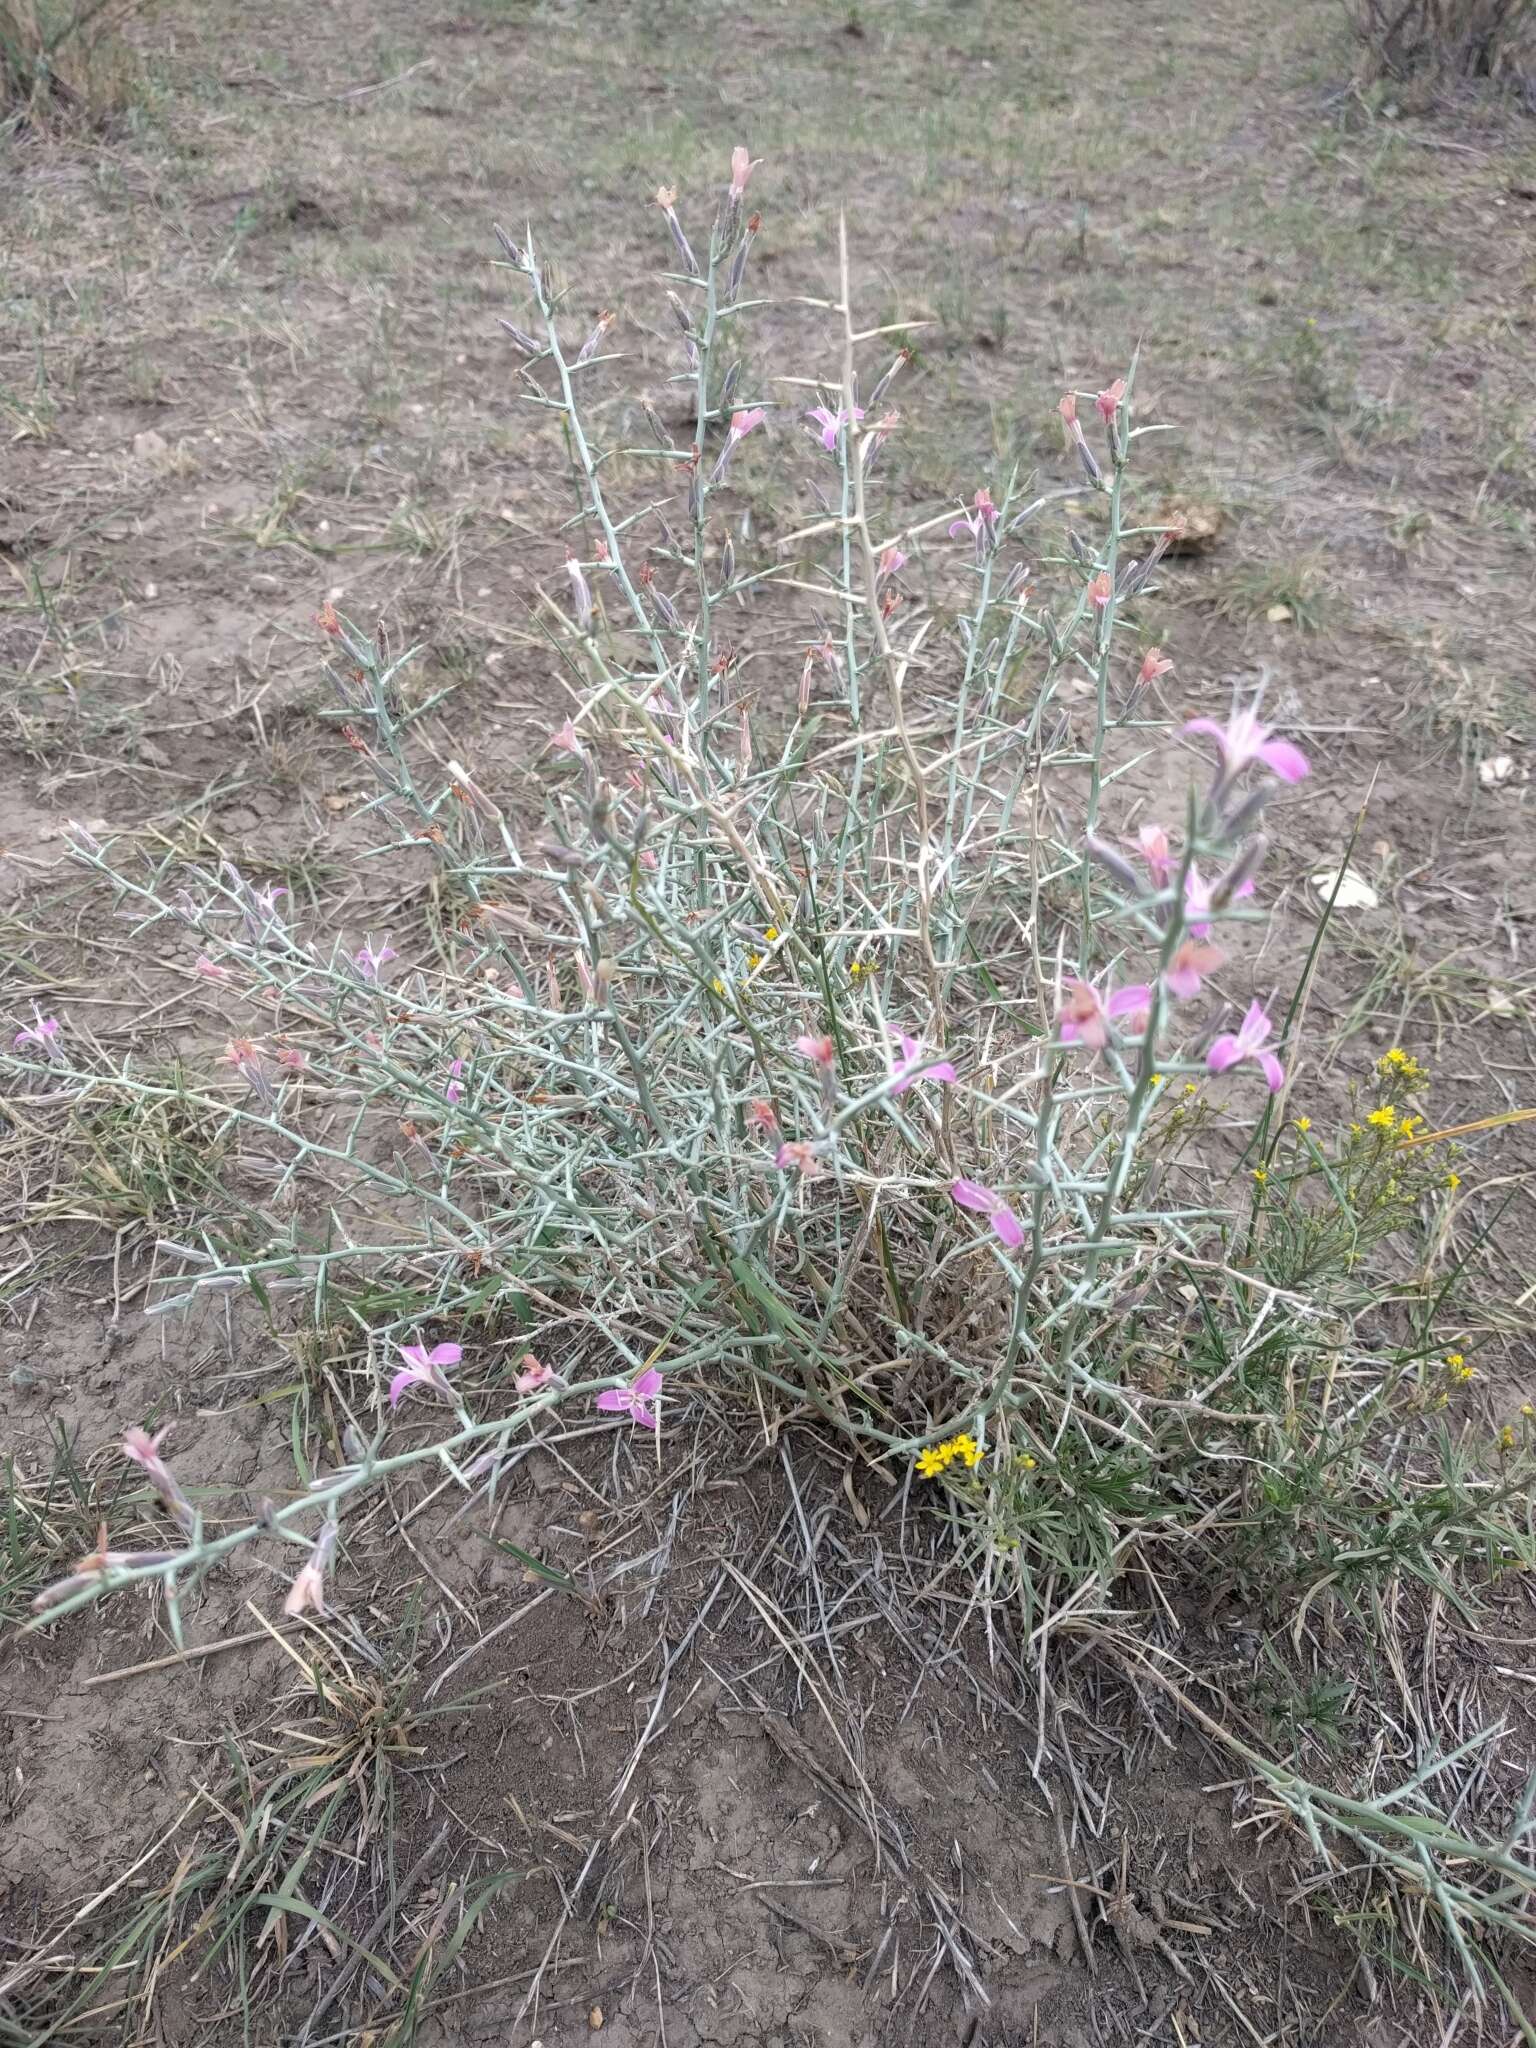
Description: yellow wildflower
xmin=1445 ymin=1172 xmax=1460 ymax=1190
xmin=1253 ymin=1167 xmax=1268 ymax=1185
xmin=915 ymin=1445 xmax=949 ymax=1480
xmin=1522 ymin=1404 xmax=1534 ymax=1419
xmin=1183 ymin=1081 xmax=1197 ymax=1096
xmin=1500 ymin=1426 xmax=1517 ymax=1453
xmin=712 ymin=976 xmax=727 ymax=996
xmin=1445 ymin=1352 xmax=1474 ymax=1384
xmin=848 ymin=961 xmax=866 ymax=978
xmin=1349 ymin=1122 xmax=1363 ymax=1136
xmin=1367 ymin=1106 xmax=1397 ymax=1130
xmin=948 ymin=1432 xmax=983 ymax=1469
xmin=746 ymin=952 xmax=763 ymax=971
xmin=1019 ymin=1454 xmax=1038 ymax=1471
xmin=1295 ymin=1116 xmax=1312 ymax=1133
xmin=764 ymin=927 xmax=780 ymax=943
xmin=1151 ymin=1073 xmax=1164 ymax=1088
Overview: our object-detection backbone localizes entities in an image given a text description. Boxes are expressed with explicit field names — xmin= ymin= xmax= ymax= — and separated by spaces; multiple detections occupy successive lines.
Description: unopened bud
xmin=1211 ymin=837 xmax=1267 ymax=910
xmin=1084 ymin=835 xmax=1141 ymax=896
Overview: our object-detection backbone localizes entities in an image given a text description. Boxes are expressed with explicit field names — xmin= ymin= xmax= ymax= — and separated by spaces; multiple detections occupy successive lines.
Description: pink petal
xmin=922 ymin=1060 xmax=958 ymax=1084
xmin=1238 ymin=1000 xmax=1273 ymax=1051
xmin=1058 ymin=1016 xmax=1082 ymax=1044
xmin=1206 ymin=1034 xmax=1241 ymax=1074
xmin=388 ymin=1367 xmax=422 ymax=1409
xmin=1182 ymin=717 xmax=1230 ymax=754
xmin=1256 ymin=738 xmax=1309 ymax=783
xmin=991 ymin=1209 xmax=1025 ymax=1249
xmin=1259 ymin=1051 xmax=1286 ymax=1092
xmin=1108 ymin=983 xmax=1153 ymax=1019
xmin=951 ymin=1177 xmax=996 ymax=1214
xmin=630 ymin=1402 xmax=659 ymax=1431
xmin=948 ymin=516 xmax=973 ymax=540
xmin=633 ymin=1368 xmax=664 ymax=1400
xmin=425 ymin=1344 xmax=462 ymax=1368
xmin=595 ymin=1388 xmax=629 ymax=1414
xmin=889 ymin=1026 xmax=920 ymax=1064
xmin=1165 ymin=965 xmax=1201 ymax=1000
xmin=397 ymin=1343 xmax=429 ymax=1370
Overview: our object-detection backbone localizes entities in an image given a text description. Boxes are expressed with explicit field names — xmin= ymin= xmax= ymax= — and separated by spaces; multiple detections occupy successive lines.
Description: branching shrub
xmin=7 ymin=151 xmax=1535 ymax=2025
xmin=0 ymin=0 xmax=146 ymax=128
xmin=1348 ymin=0 xmax=1534 ymax=80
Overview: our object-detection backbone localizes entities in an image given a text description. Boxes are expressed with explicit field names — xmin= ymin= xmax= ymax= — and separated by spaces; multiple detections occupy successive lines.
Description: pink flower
xmin=775 ymin=1139 xmax=822 ymax=1176
xmin=355 ymin=936 xmax=397 ymax=982
xmin=795 ymin=1032 xmax=835 ymax=1068
xmin=1165 ymin=939 xmax=1225 ymax=1001
xmin=275 ymin=1047 xmax=307 ymax=1072
xmin=12 ymin=1013 xmax=61 ymax=1054
xmin=638 ymin=848 xmax=658 ymax=871
xmin=1184 ymin=708 xmax=1309 ymax=786
xmin=748 ymin=1098 xmax=779 ymax=1136
xmin=1184 ymin=863 xmax=1255 ymax=938
xmin=1138 ymin=646 xmax=1174 ymax=686
xmin=596 ymin=1365 xmax=663 ymax=1430
xmin=283 ymin=1520 xmax=336 ymax=1618
xmin=806 ymin=403 xmax=864 ymax=452
xmin=1087 ymin=571 xmax=1113 ymax=609
xmin=949 ymin=487 xmax=1000 ymax=558
xmin=122 ymin=1426 xmax=195 ymax=1532
xmin=730 ymin=145 xmax=753 ymax=195
xmin=1059 ymin=979 xmax=1152 ymax=1051
xmin=1207 ymin=1000 xmax=1284 ymax=1091
xmin=550 ymin=718 xmax=585 ymax=758
xmin=516 ymin=1354 xmax=555 ymax=1394
xmin=1095 ymin=378 xmax=1127 ymax=424
xmin=194 ymin=957 xmax=232 ymax=983
xmin=729 ymin=407 xmax=764 ymax=441
xmin=1133 ymin=824 xmax=1173 ymax=890
xmin=445 ymin=1056 xmax=465 ymax=1104
xmin=888 ymin=1026 xmax=957 ymax=1095
xmin=389 ymin=1341 xmax=462 ymax=1409
xmin=951 ymin=1177 xmax=1024 ymax=1250
xmin=876 ymin=545 xmax=907 ymax=581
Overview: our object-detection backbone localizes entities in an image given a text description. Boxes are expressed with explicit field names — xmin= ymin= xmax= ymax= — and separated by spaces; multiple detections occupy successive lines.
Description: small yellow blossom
xmin=746 ymin=952 xmax=763 ymax=971
xmin=1445 ymin=1352 xmax=1474 ymax=1385
xmin=848 ymin=961 xmax=866 ymax=978
xmin=1522 ymin=1404 xmax=1534 ymax=1419
xmin=949 ymin=1433 xmax=983 ymax=1469
xmin=1019 ymin=1454 xmax=1038 ymax=1470
xmin=915 ymin=1446 xmax=949 ymax=1479
xmin=1349 ymin=1121 xmax=1363 ymax=1136
xmin=1367 ymin=1106 xmax=1397 ymax=1130
xmin=1295 ymin=1116 xmax=1312 ymax=1133
xmin=1151 ymin=1074 xmax=1164 ymax=1088
xmin=1397 ymin=1115 xmax=1419 ymax=1139
xmin=1183 ymin=1082 xmax=1198 ymax=1096
xmin=1252 ymin=1167 xmax=1268 ymax=1185
xmin=764 ymin=927 xmax=780 ymax=942
xmin=1500 ymin=1426 xmax=1517 ymax=1453
xmin=712 ymin=976 xmax=727 ymax=996
xmin=1445 ymin=1172 xmax=1461 ymax=1190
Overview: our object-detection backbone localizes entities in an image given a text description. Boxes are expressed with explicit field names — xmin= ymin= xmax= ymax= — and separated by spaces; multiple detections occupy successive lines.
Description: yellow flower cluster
xmin=1378 ymin=1046 xmax=1429 ymax=1086
xmin=915 ymin=1432 xmax=983 ymax=1479
xmin=1445 ymin=1351 xmax=1474 ymax=1384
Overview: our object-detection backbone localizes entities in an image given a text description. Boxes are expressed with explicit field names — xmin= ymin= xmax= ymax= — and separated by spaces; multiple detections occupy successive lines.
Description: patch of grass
xmin=1211 ymin=556 xmax=1339 ymax=633
xmin=1 ymin=1427 xmax=112 ymax=1627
